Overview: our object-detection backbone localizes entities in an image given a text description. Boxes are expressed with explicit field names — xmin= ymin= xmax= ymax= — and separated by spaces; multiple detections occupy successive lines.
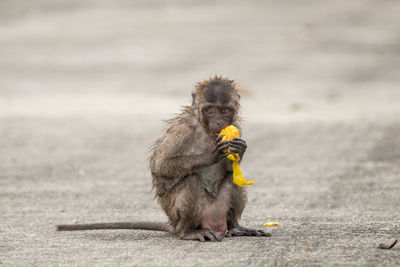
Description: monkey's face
xmin=194 ymin=77 xmax=240 ymax=137
xmin=201 ymin=102 xmax=235 ymax=138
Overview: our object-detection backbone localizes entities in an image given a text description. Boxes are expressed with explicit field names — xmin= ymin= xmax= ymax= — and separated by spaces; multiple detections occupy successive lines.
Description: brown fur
xmin=149 ymin=76 xmax=246 ymax=237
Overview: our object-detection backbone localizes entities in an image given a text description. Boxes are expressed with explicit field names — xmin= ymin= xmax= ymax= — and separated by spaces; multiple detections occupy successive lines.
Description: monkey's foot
xmin=226 ymin=225 xmax=271 ymax=237
xmin=181 ymin=229 xmax=224 ymax=242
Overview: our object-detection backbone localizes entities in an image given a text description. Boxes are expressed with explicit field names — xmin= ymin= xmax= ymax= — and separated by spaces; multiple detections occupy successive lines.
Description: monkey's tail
xmin=55 ymin=222 xmax=172 ymax=232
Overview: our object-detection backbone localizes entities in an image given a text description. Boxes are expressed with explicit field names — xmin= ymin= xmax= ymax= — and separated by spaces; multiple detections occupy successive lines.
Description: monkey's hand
xmin=229 ymin=137 xmax=247 ymax=160
xmin=218 ymin=125 xmax=246 ymax=160
xmin=207 ymin=135 xmax=231 ymax=165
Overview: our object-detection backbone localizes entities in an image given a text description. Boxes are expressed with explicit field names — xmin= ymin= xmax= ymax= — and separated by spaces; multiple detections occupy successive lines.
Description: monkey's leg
xmin=164 ymin=175 xmax=225 ymax=242
xmin=226 ymin=182 xmax=271 ymax=237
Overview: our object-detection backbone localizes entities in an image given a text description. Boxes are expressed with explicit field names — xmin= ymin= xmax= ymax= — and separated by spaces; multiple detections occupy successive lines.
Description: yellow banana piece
xmin=219 ymin=125 xmax=254 ymax=187
xmin=264 ymin=222 xmax=280 ymax=227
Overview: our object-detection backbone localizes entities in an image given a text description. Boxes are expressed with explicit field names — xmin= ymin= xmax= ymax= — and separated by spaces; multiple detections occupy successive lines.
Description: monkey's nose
xmin=216 ymin=120 xmax=226 ymax=127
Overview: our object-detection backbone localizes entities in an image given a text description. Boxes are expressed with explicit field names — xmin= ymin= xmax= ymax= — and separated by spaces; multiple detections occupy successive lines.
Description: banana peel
xmin=219 ymin=125 xmax=253 ymax=187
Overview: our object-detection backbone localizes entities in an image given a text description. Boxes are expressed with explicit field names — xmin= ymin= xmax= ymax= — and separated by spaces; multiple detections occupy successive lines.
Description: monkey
xmin=56 ymin=76 xmax=270 ymax=242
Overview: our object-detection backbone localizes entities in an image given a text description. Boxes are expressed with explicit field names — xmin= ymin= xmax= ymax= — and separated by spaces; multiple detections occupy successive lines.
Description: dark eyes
xmin=204 ymin=106 xmax=231 ymax=116
xmin=206 ymin=106 xmax=216 ymax=115
xmin=221 ymin=107 xmax=230 ymax=114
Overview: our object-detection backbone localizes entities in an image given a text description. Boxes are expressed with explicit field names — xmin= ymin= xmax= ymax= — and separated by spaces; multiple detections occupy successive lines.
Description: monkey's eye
xmin=221 ymin=107 xmax=230 ymax=114
xmin=206 ymin=106 xmax=216 ymax=115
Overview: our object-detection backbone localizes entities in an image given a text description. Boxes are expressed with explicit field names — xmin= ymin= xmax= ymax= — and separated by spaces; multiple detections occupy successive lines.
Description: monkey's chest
xmin=198 ymin=163 xmax=226 ymax=196
xmin=186 ymin=138 xmax=227 ymax=195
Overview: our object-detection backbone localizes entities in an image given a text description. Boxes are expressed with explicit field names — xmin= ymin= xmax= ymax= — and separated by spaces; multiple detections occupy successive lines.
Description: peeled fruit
xmin=218 ymin=125 xmax=253 ymax=187
xmin=264 ymin=222 xmax=280 ymax=227
xmin=219 ymin=125 xmax=240 ymax=141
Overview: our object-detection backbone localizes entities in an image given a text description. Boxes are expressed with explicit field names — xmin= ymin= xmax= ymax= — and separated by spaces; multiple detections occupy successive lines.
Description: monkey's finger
xmin=253 ymin=229 xmax=271 ymax=237
xmin=244 ymin=229 xmax=260 ymax=236
xmin=230 ymin=143 xmax=247 ymax=149
xmin=204 ymin=232 xmax=217 ymax=242
xmin=259 ymin=231 xmax=272 ymax=237
xmin=216 ymin=143 xmax=231 ymax=152
xmin=214 ymin=143 xmax=230 ymax=154
xmin=209 ymin=231 xmax=223 ymax=242
xmin=197 ymin=234 xmax=206 ymax=242
xmin=235 ymin=232 xmax=246 ymax=236
xmin=231 ymin=142 xmax=247 ymax=148
xmin=226 ymin=228 xmax=245 ymax=237
xmin=214 ymin=234 xmax=224 ymax=242
xmin=232 ymin=143 xmax=247 ymax=150
xmin=256 ymin=230 xmax=266 ymax=236
xmin=221 ymin=152 xmax=231 ymax=159
xmin=230 ymin=147 xmax=244 ymax=154
xmin=216 ymin=140 xmax=230 ymax=148
xmin=232 ymin=137 xmax=246 ymax=142
xmin=216 ymin=135 xmax=225 ymax=143
xmin=226 ymin=229 xmax=238 ymax=237
xmin=231 ymin=138 xmax=247 ymax=147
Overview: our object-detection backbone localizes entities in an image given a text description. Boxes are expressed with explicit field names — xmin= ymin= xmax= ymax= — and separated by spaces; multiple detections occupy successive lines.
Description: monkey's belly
xmin=198 ymin=163 xmax=225 ymax=195
xmin=199 ymin=178 xmax=232 ymax=235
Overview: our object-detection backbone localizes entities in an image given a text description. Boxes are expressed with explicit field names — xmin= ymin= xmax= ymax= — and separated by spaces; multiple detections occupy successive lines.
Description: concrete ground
xmin=1 ymin=0 xmax=400 ymax=266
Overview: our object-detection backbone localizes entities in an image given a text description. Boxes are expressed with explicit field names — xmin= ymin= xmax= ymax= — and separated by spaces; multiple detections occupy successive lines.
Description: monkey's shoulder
xmin=150 ymin=107 xmax=208 ymax=156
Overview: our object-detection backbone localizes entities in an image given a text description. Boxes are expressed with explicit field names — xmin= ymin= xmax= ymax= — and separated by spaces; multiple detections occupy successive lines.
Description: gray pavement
xmin=1 ymin=0 xmax=400 ymax=266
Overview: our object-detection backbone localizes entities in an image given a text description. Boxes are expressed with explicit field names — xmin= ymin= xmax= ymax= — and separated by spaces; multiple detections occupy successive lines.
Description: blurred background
xmin=1 ymin=0 xmax=400 ymax=121
xmin=1 ymin=0 xmax=400 ymax=265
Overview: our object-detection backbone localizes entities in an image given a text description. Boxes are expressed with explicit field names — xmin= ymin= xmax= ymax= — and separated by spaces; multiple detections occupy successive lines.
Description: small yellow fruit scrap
xmin=264 ymin=222 xmax=280 ymax=227
xmin=218 ymin=125 xmax=253 ymax=187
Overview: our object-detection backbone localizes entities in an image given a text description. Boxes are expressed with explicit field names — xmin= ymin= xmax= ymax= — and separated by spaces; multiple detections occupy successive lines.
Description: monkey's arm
xmin=152 ymin=140 xmax=231 ymax=179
